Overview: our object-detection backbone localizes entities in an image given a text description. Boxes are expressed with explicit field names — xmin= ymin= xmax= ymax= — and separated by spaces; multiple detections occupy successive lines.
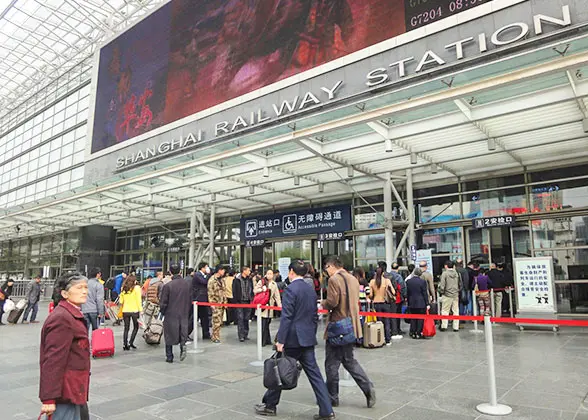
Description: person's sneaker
xmin=166 ymin=358 xmax=173 ymax=363
xmin=31 ymin=320 xmax=40 ymax=324
xmin=366 ymin=388 xmax=376 ymax=408
xmin=453 ymin=329 xmax=459 ymax=333
xmin=239 ymin=338 xmax=245 ymax=342
xmin=254 ymin=403 xmax=276 ymax=416
xmin=185 ymin=340 xmax=193 ymax=345
xmin=212 ymin=339 xmax=221 ymax=344
xmin=392 ymin=335 xmax=403 ymax=340
xmin=180 ymin=347 xmax=187 ymax=361
xmin=314 ymin=413 xmax=336 ymax=420
xmin=22 ymin=320 xmax=29 ymax=324
xmin=385 ymin=342 xmax=392 ymax=346
xmin=440 ymin=328 xmax=447 ymax=332
xmin=244 ymin=337 xmax=250 ymax=341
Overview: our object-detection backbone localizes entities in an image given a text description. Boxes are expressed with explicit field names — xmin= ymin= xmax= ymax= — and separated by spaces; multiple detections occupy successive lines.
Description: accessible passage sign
xmin=514 ymin=257 xmax=556 ymax=313
xmin=241 ymin=205 xmax=351 ymax=241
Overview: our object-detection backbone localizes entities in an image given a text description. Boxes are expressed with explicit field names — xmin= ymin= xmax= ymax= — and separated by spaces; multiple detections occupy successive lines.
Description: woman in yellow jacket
xmin=119 ymin=275 xmax=143 ymax=351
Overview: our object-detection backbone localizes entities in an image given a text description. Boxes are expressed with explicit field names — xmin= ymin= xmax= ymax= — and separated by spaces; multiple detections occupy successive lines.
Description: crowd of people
xmin=0 ymin=253 xmax=516 ymax=420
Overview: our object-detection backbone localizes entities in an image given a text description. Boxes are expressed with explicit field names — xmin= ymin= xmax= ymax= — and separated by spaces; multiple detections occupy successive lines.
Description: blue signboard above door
xmin=240 ymin=205 xmax=352 ymax=242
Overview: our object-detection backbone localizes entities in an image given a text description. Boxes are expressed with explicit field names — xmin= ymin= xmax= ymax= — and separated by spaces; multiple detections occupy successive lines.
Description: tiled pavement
xmin=2 ymin=305 xmax=588 ymax=419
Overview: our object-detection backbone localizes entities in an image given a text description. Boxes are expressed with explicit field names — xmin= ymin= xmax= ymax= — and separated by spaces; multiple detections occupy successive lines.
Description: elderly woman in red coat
xmin=39 ymin=274 xmax=90 ymax=420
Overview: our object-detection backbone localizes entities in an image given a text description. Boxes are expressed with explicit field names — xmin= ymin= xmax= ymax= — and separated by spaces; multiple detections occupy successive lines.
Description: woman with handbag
xmin=39 ymin=274 xmax=90 ymax=420
xmin=369 ymin=267 xmax=395 ymax=346
xmin=119 ymin=275 xmax=143 ymax=351
xmin=254 ymin=269 xmax=282 ymax=346
xmin=0 ymin=278 xmax=14 ymax=325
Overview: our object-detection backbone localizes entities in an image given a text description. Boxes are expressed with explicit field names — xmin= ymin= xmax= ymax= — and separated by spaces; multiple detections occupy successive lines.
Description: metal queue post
xmin=476 ymin=315 xmax=513 ymax=416
xmin=188 ymin=302 xmax=204 ymax=354
xmin=507 ymin=288 xmax=514 ymax=318
xmin=250 ymin=304 xmax=264 ymax=367
xmin=490 ymin=289 xmax=496 ymax=322
xmin=471 ymin=290 xmax=483 ymax=334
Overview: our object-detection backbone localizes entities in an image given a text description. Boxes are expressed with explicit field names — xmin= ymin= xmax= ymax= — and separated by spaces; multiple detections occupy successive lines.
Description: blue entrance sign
xmin=240 ymin=205 xmax=352 ymax=241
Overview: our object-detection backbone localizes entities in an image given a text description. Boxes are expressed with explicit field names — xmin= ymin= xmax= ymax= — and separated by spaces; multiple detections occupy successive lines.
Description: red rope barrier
xmin=193 ymin=302 xmax=588 ymax=327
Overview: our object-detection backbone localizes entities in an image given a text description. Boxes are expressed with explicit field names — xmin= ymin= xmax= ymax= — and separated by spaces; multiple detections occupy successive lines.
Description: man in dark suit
xmin=255 ymin=260 xmax=335 ymax=420
xmin=406 ymin=267 xmax=430 ymax=339
xmin=160 ymin=263 xmax=192 ymax=363
xmin=191 ymin=262 xmax=211 ymax=340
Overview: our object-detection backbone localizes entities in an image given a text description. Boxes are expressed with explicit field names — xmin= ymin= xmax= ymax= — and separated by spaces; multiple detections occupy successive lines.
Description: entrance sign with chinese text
xmin=472 ymin=216 xmax=516 ymax=229
xmin=240 ymin=205 xmax=351 ymax=241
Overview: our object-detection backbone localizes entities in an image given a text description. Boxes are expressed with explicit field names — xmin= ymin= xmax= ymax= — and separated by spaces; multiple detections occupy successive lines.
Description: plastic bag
xmin=423 ymin=309 xmax=436 ymax=338
xmin=3 ymin=299 xmax=15 ymax=313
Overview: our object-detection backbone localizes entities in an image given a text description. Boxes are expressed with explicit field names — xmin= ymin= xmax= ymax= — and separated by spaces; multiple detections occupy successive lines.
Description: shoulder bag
xmin=326 ymin=273 xmax=357 ymax=346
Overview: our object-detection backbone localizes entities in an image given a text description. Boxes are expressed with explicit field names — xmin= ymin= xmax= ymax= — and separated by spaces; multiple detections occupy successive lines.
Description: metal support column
xmin=406 ymin=168 xmax=416 ymax=263
xmin=384 ymin=173 xmax=395 ymax=269
xmin=209 ymin=205 xmax=216 ymax=267
xmin=189 ymin=208 xmax=197 ymax=269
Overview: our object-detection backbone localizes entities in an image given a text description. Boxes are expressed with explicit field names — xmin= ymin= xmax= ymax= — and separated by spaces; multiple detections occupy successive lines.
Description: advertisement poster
xmin=416 ymin=249 xmax=433 ymax=276
xmin=514 ymin=257 xmax=556 ymax=313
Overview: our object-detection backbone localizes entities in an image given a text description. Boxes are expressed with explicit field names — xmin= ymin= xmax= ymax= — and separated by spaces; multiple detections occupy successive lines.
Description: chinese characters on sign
xmin=245 ymin=239 xmax=265 ymax=248
xmin=240 ymin=205 xmax=351 ymax=241
xmin=472 ymin=216 xmax=516 ymax=229
xmin=317 ymin=232 xmax=344 ymax=241
xmin=514 ymin=258 xmax=555 ymax=313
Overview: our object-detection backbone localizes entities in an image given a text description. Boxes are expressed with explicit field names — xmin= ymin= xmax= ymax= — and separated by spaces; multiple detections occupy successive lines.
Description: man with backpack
xmin=144 ymin=271 xmax=164 ymax=327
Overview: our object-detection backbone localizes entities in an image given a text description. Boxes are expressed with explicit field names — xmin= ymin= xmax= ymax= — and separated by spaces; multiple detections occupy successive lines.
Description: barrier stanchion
xmin=476 ymin=315 xmax=512 ymax=416
xmin=250 ymin=304 xmax=264 ymax=367
xmin=490 ymin=290 xmax=495 ymax=318
xmin=340 ymin=367 xmax=354 ymax=387
xmin=188 ymin=302 xmax=204 ymax=354
xmin=471 ymin=290 xmax=483 ymax=334
xmin=508 ymin=288 xmax=514 ymax=319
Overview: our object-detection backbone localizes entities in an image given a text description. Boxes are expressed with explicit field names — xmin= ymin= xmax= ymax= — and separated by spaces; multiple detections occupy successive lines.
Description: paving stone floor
xmin=2 ymin=305 xmax=588 ymax=419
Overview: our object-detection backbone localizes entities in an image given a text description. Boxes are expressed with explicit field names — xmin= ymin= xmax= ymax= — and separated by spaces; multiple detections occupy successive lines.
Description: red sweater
xmin=39 ymin=300 xmax=90 ymax=405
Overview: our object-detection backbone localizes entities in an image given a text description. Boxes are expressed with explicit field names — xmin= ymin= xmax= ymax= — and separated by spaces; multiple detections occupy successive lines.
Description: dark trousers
xmin=198 ymin=305 xmax=210 ymax=339
xmin=84 ymin=313 xmax=99 ymax=333
xmin=394 ymin=301 xmax=404 ymax=333
xmin=261 ymin=317 xmax=272 ymax=346
xmin=409 ymin=308 xmax=426 ymax=336
xmin=123 ymin=312 xmax=139 ymax=346
xmin=236 ymin=306 xmax=250 ymax=340
xmin=325 ymin=342 xmax=372 ymax=403
xmin=374 ymin=302 xmax=392 ymax=343
xmin=263 ymin=346 xmax=333 ymax=417
xmin=23 ymin=301 xmax=39 ymax=322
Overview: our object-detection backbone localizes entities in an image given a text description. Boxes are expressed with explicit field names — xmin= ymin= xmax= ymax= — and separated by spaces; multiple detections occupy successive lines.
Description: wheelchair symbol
xmin=283 ymin=215 xmax=297 ymax=234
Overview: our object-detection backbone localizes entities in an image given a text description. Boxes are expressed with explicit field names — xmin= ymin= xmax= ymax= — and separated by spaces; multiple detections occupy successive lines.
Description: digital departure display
xmin=405 ymin=0 xmax=492 ymax=29
xmin=91 ymin=0 xmax=490 ymax=155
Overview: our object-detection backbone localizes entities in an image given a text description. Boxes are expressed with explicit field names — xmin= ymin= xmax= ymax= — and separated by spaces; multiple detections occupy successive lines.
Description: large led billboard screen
xmin=91 ymin=0 xmax=491 ymax=154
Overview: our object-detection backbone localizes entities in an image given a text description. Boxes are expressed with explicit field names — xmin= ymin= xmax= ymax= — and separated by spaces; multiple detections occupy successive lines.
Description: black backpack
xmin=104 ymin=277 xmax=115 ymax=290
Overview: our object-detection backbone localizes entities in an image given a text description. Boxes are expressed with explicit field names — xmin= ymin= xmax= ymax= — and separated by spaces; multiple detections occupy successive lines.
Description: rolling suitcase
xmin=92 ymin=327 xmax=115 ymax=358
xmin=105 ymin=301 xmax=121 ymax=325
xmin=363 ymin=321 xmax=385 ymax=348
xmin=143 ymin=317 xmax=164 ymax=345
xmin=7 ymin=307 xmax=24 ymax=324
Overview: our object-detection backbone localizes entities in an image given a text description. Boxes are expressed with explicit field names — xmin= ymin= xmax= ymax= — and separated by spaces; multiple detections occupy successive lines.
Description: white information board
xmin=514 ymin=257 xmax=556 ymax=314
xmin=416 ymin=249 xmax=434 ymax=276
xmin=278 ymin=257 xmax=291 ymax=281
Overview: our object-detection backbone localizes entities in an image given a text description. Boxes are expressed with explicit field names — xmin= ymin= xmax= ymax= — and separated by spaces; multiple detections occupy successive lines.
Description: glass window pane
xmin=274 ymin=240 xmax=311 ymax=262
xmin=421 ymin=227 xmax=462 ymax=255
xmin=355 ymin=234 xmax=385 ymax=261
xmin=462 ymin=187 xmax=527 ymax=218
xmin=531 ymin=179 xmax=588 ymax=213
xmin=418 ymin=196 xmax=461 ymax=223
xmin=532 ymin=217 xmax=588 ymax=249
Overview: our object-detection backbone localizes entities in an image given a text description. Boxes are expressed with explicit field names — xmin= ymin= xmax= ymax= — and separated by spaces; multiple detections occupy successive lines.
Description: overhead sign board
xmin=472 ymin=216 xmax=516 ymax=229
xmin=241 ymin=205 xmax=351 ymax=241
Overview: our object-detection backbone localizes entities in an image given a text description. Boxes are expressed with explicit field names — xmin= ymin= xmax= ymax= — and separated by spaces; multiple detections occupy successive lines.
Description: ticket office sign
xmin=514 ymin=257 xmax=556 ymax=313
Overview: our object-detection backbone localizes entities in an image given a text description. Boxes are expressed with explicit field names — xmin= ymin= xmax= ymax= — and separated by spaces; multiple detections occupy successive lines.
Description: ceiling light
xmin=347 ymin=166 xmax=354 ymax=178
xmin=263 ymin=166 xmax=270 ymax=177
xmin=488 ymin=138 xmax=496 ymax=151
xmin=385 ymin=139 xmax=393 ymax=153
xmin=431 ymin=164 xmax=438 ymax=174
xmin=211 ymin=193 xmax=216 ymax=202
xmin=318 ymin=184 xmax=324 ymax=193
xmin=294 ymin=176 xmax=300 ymax=186
xmin=249 ymin=185 xmax=255 ymax=194
xmin=410 ymin=153 xmax=417 ymax=165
